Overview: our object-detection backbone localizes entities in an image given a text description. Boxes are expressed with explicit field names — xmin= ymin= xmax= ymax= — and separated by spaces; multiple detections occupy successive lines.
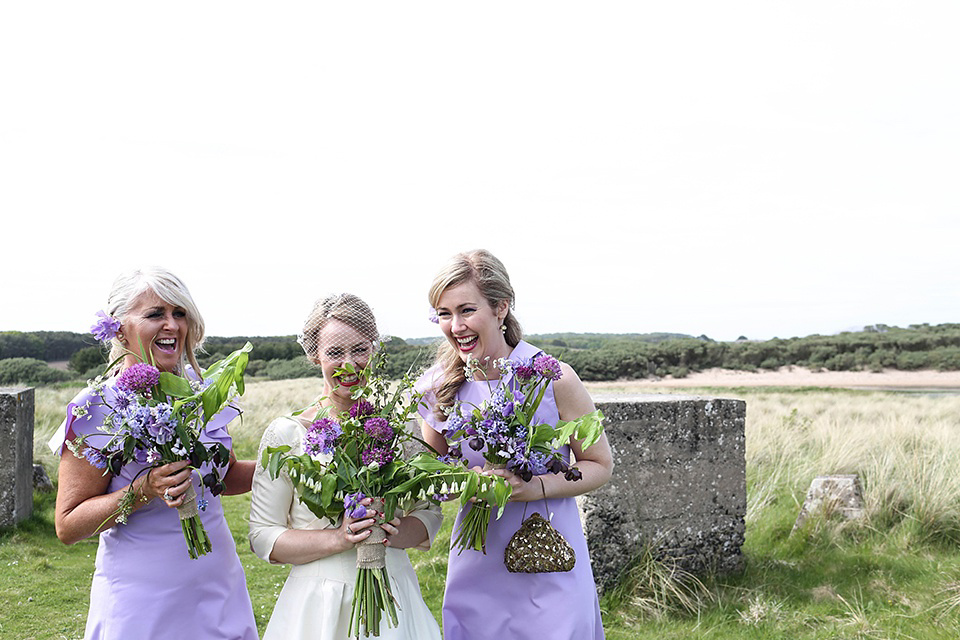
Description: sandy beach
xmin=583 ymin=366 xmax=960 ymax=392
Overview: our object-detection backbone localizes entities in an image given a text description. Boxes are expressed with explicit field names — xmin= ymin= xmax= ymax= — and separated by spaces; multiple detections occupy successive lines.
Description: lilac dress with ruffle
xmin=49 ymin=381 xmax=257 ymax=640
xmin=416 ymin=340 xmax=605 ymax=640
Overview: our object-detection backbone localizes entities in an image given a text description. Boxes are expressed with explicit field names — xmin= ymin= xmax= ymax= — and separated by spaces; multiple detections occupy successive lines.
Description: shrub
xmin=0 ymin=358 xmax=75 ymax=385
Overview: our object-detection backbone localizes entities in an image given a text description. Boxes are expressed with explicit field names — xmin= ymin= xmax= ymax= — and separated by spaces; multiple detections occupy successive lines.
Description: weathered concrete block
xmin=0 ymin=387 xmax=35 ymax=527
xmin=581 ymin=395 xmax=746 ymax=592
xmin=793 ymin=474 xmax=864 ymax=532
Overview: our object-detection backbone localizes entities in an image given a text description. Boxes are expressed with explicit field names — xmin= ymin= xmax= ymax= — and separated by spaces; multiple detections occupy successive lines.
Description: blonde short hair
xmin=105 ymin=267 xmax=205 ymax=374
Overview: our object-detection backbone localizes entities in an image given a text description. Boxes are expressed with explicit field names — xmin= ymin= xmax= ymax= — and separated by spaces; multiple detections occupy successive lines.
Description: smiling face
xmin=120 ymin=289 xmax=189 ymax=373
xmin=435 ymin=279 xmax=511 ymax=368
xmin=316 ymin=319 xmax=374 ymax=409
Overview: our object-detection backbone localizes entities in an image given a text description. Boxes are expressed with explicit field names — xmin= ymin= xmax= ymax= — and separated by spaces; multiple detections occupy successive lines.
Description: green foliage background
xmin=4 ymin=323 xmax=960 ymax=386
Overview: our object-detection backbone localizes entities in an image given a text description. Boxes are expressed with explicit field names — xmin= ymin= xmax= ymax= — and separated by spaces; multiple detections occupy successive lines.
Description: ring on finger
xmin=163 ymin=490 xmax=172 ymax=501
xmin=346 ymin=525 xmax=354 ymax=535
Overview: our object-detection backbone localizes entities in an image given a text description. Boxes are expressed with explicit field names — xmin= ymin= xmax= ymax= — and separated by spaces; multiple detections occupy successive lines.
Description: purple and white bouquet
xmin=68 ymin=313 xmax=252 ymax=558
xmin=439 ymin=351 xmax=605 ymax=554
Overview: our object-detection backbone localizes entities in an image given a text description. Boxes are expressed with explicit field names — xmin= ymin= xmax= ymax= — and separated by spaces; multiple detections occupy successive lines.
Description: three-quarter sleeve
xmin=406 ymin=501 xmax=443 ymax=551
xmin=248 ymin=417 xmax=300 ymax=564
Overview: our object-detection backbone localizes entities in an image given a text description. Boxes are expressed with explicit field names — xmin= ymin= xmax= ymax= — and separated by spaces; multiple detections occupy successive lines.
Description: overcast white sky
xmin=2 ymin=2 xmax=957 ymax=343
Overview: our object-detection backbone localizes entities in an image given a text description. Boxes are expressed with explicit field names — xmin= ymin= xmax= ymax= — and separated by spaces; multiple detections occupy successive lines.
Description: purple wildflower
xmin=428 ymin=310 xmax=440 ymax=324
xmin=344 ymin=491 xmax=367 ymax=518
xmin=116 ymin=363 xmax=161 ymax=393
xmin=349 ymin=400 xmax=375 ymax=419
xmin=82 ymin=447 xmax=107 ymax=470
xmin=513 ymin=358 xmax=536 ymax=381
xmin=90 ymin=310 xmax=122 ymax=342
xmin=197 ymin=497 xmax=209 ymax=511
xmin=532 ymin=354 xmax=563 ymax=380
xmin=303 ymin=417 xmax=341 ymax=456
xmin=361 ymin=446 xmax=394 ymax=467
xmin=363 ymin=416 xmax=394 ymax=442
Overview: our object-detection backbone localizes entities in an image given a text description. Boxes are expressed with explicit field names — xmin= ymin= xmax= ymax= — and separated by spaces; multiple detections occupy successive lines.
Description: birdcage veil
xmin=297 ymin=293 xmax=384 ymax=367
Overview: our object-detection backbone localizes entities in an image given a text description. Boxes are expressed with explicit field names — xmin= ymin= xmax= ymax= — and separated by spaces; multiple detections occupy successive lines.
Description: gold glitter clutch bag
xmin=504 ymin=492 xmax=576 ymax=574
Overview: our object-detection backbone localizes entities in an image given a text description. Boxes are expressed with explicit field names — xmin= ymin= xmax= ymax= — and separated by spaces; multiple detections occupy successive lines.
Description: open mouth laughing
xmin=455 ymin=335 xmax=478 ymax=352
xmin=155 ymin=337 xmax=178 ymax=354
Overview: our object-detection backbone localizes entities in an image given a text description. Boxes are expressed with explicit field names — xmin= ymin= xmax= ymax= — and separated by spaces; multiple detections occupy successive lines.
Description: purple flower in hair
xmin=532 ymin=354 xmax=563 ymax=380
xmin=116 ymin=363 xmax=161 ymax=393
xmin=428 ymin=310 xmax=440 ymax=324
xmin=90 ymin=310 xmax=122 ymax=342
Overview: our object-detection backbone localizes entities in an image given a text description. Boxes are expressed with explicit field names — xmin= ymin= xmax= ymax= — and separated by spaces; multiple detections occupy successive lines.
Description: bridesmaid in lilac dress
xmin=416 ymin=249 xmax=614 ymax=640
xmin=51 ymin=267 xmax=257 ymax=640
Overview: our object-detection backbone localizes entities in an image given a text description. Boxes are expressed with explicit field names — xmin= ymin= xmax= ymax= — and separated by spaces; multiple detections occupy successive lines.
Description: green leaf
xmin=158 ymin=372 xmax=194 ymax=398
xmin=320 ymin=474 xmax=337 ymax=507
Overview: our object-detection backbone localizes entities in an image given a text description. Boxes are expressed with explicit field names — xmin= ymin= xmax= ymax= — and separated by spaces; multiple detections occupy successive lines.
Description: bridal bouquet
xmin=438 ymin=352 xmax=605 ymax=554
xmin=68 ymin=316 xmax=252 ymax=559
xmin=262 ymin=347 xmax=510 ymax=637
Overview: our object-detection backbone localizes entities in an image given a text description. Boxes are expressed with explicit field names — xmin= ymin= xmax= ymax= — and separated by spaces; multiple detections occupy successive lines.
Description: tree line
xmin=2 ymin=323 xmax=960 ymax=386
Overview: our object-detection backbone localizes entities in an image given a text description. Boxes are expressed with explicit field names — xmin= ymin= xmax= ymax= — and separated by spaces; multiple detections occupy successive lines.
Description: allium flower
xmin=116 ymin=363 xmax=161 ymax=393
xmin=363 ymin=416 xmax=393 ymax=442
xmin=350 ymin=400 xmax=375 ymax=419
xmin=344 ymin=491 xmax=367 ymax=518
xmin=82 ymin=447 xmax=107 ymax=470
xmin=532 ymin=354 xmax=563 ymax=380
xmin=361 ymin=446 xmax=394 ymax=467
xmin=90 ymin=310 xmax=122 ymax=342
xmin=428 ymin=310 xmax=440 ymax=324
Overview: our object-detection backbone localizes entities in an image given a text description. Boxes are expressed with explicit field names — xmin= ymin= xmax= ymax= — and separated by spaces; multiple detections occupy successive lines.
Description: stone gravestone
xmin=0 ymin=387 xmax=35 ymax=527
xmin=580 ymin=395 xmax=746 ymax=592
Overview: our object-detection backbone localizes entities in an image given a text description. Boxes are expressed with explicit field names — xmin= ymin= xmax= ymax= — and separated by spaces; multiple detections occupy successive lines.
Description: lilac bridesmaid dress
xmin=417 ymin=340 xmax=605 ymax=640
xmin=50 ymin=381 xmax=257 ymax=640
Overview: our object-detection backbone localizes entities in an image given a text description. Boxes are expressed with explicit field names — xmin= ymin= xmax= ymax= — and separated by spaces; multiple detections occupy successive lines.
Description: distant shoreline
xmin=584 ymin=366 xmax=960 ymax=392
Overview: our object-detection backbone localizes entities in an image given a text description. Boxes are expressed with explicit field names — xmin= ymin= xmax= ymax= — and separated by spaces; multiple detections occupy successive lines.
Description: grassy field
xmin=4 ymin=379 xmax=960 ymax=638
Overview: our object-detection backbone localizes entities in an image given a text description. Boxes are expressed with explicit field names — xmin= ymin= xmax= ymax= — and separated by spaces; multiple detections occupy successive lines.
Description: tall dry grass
xmin=744 ymin=391 xmax=960 ymax=543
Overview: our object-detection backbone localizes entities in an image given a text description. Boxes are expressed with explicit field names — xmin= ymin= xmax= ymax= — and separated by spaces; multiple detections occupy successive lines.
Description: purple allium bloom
xmin=344 ymin=491 xmax=367 ymax=518
xmin=116 ymin=363 xmax=161 ymax=393
xmin=350 ymin=400 xmax=375 ymax=419
xmin=363 ymin=416 xmax=394 ymax=442
xmin=532 ymin=354 xmax=563 ymax=380
xmin=90 ymin=310 xmax=122 ymax=342
xmin=428 ymin=310 xmax=440 ymax=324
xmin=361 ymin=446 xmax=394 ymax=467
xmin=82 ymin=447 xmax=107 ymax=470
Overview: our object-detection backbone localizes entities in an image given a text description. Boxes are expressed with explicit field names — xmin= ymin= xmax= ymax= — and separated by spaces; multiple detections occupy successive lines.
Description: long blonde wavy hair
xmin=427 ymin=249 xmax=523 ymax=420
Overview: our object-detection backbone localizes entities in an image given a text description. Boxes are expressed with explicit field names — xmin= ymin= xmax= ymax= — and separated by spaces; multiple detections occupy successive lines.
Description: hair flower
xmin=90 ymin=310 xmax=122 ymax=342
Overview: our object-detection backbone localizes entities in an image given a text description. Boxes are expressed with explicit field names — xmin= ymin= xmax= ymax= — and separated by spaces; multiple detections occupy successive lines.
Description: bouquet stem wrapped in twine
xmin=349 ymin=497 xmax=398 ymax=637
xmin=356 ymin=497 xmax=387 ymax=569
xmin=177 ymin=483 xmax=211 ymax=559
